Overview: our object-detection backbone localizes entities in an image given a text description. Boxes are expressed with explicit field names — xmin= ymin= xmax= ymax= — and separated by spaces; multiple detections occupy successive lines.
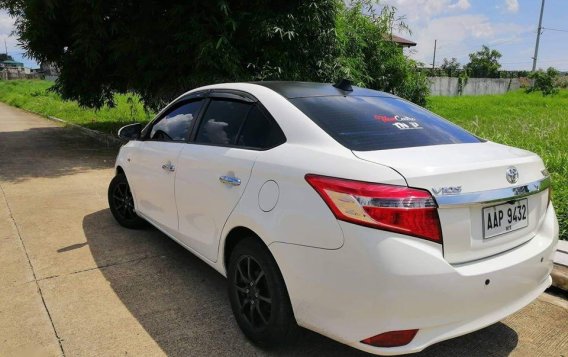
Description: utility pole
xmin=432 ymin=40 xmax=437 ymax=70
xmin=532 ymin=0 xmax=545 ymax=72
xmin=3 ymin=39 xmax=7 ymax=56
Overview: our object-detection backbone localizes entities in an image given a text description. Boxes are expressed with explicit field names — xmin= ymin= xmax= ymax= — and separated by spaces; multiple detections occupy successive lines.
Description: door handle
xmin=161 ymin=162 xmax=175 ymax=172
xmin=219 ymin=176 xmax=241 ymax=186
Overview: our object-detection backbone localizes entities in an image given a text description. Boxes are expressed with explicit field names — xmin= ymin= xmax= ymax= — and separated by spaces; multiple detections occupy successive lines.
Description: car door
xmin=175 ymin=94 xmax=286 ymax=262
xmin=128 ymin=99 xmax=204 ymax=234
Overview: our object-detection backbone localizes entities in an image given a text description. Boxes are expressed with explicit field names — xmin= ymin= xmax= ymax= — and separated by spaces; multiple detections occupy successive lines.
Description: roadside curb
xmin=552 ymin=240 xmax=568 ymax=292
xmin=46 ymin=115 xmax=125 ymax=148
xmin=552 ymin=264 xmax=568 ymax=292
xmin=15 ymin=106 xmax=125 ymax=148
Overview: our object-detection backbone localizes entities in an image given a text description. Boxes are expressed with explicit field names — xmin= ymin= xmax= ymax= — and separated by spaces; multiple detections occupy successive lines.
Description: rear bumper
xmin=269 ymin=204 xmax=558 ymax=355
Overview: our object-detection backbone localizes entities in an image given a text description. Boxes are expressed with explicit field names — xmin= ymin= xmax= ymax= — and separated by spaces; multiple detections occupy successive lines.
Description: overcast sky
xmin=1 ymin=0 xmax=567 ymax=71
xmin=385 ymin=0 xmax=568 ymax=71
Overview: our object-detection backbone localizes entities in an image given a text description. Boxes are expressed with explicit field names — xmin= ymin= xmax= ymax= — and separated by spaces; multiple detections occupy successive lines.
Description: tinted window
xmin=195 ymin=99 xmax=251 ymax=145
xmin=290 ymin=96 xmax=482 ymax=151
xmin=237 ymin=106 xmax=286 ymax=149
xmin=150 ymin=100 xmax=203 ymax=141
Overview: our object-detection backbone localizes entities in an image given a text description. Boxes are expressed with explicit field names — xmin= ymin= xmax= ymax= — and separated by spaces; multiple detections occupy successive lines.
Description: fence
xmin=429 ymin=77 xmax=521 ymax=96
xmin=0 ymin=69 xmax=43 ymax=80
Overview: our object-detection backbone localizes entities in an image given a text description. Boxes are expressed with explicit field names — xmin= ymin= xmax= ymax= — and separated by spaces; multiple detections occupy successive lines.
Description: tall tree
xmin=440 ymin=57 xmax=460 ymax=77
xmin=334 ymin=1 xmax=429 ymax=105
xmin=464 ymin=45 xmax=502 ymax=78
xmin=1 ymin=0 xmax=339 ymax=109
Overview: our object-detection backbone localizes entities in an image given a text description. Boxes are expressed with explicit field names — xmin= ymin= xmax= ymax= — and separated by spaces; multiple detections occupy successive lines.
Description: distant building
xmin=0 ymin=59 xmax=41 ymax=80
xmin=0 ymin=60 xmax=24 ymax=69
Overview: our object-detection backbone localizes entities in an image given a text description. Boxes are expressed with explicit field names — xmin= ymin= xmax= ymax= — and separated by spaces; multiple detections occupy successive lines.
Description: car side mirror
xmin=118 ymin=123 xmax=142 ymax=141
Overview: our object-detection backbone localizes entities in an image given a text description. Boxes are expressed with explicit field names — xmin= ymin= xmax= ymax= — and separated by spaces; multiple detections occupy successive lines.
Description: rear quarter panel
xmin=220 ymin=143 xmax=407 ymax=254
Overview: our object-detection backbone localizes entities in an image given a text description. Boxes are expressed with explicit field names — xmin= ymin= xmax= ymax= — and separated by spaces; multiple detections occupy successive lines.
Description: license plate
xmin=482 ymin=199 xmax=528 ymax=239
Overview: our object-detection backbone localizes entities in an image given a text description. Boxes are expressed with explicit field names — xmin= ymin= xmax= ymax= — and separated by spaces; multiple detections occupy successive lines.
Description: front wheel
xmin=228 ymin=238 xmax=299 ymax=348
xmin=108 ymin=174 xmax=146 ymax=229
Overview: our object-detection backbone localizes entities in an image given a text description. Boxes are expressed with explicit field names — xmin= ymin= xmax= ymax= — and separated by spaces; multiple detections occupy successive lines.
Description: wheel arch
xmin=116 ymin=165 xmax=125 ymax=176
xmin=222 ymin=225 xmax=298 ymax=326
xmin=112 ymin=165 xmax=140 ymax=212
xmin=223 ymin=226 xmax=268 ymax=273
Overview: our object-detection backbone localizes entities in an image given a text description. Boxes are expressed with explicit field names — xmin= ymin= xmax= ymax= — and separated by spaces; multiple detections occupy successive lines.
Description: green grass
xmin=0 ymin=80 xmax=565 ymax=240
xmin=427 ymin=91 xmax=568 ymax=240
xmin=0 ymin=80 xmax=153 ymax=134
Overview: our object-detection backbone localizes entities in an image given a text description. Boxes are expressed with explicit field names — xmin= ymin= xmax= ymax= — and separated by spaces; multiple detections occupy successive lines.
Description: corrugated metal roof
xmin=1 ymin=60 xmax=24 ymax=67
xmin=389 ymin=34 xmax=417 ymax=47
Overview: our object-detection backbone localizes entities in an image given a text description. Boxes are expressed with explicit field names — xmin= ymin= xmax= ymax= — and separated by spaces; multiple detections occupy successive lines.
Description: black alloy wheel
xmin=234 ymin=255 xmax=273 ymax=329
xmin=108 ymin=174 xmax=146 ymax=229
xmin=228 ymin=238 xmax=299 ymax=348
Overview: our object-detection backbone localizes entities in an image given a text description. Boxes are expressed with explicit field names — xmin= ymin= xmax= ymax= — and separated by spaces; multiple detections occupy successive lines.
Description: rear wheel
xmin=108 ymin=174 xmax=146 ymax=229
xmin=228 ymin=238 xmax=298 ymax=348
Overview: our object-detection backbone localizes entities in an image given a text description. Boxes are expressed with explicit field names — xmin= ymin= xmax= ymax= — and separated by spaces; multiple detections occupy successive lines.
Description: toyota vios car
xmin=109 ymin=81 xmax=558 ymax=355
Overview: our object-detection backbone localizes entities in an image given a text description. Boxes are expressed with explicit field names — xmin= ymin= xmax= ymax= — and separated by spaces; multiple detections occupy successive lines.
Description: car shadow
xmin=0 ymin=126 xmax=117 ymax=183
xmin=82 ymin=209 xmax=518 ymax=356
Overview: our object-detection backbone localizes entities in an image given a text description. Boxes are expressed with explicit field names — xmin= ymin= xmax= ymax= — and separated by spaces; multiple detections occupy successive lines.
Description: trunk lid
xmin=354 ymin=142 xmax=550 ymax=264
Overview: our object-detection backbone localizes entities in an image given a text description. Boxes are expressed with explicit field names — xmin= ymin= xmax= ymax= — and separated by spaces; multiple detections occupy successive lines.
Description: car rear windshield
xmin=290 ymin=96 xmax=482 ymax=151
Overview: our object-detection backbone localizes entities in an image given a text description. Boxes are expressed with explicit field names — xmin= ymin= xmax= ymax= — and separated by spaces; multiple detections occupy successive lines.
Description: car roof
xmin=249 ymin=81 xmax=397 ymax=99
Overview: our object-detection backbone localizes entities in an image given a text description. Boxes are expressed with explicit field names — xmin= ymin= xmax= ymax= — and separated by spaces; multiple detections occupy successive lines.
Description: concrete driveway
xmin=0 ymin=102 xmax=566 ymax=357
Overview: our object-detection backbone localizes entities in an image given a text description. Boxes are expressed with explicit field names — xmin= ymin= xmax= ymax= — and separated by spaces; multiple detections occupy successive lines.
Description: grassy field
xmin=428 ymin=91 xmax=567 ymax=240
xmin=0 ymin=80 xmax=565 ymax=240
xmin=0 ymin=80 xmax=153 ymax=134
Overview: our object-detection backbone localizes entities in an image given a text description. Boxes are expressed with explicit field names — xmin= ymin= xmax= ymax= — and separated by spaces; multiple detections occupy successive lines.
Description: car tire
xmin=108 ymin=173 xmax=146 ymax=229
xmin=228 ymin=237 xmax=299 ymax=348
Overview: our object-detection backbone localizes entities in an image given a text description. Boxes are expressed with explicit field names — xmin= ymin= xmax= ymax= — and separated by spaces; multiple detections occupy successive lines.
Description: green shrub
xmin=527 ymin=67 xmax=559 ymax=96
xmin=555 ymin=74 xmax=568 ymax=89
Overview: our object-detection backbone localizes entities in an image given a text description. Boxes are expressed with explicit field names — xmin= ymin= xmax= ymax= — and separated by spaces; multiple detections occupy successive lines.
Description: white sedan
xmin=109 ymin=81 xmax=558 ymax=355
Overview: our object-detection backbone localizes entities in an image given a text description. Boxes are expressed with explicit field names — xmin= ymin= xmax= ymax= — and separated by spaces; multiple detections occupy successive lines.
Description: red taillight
xmin=305 ymin=174 xmax=442 ymax=243
xmin=361 ymin=329 xmax=419 ymax=347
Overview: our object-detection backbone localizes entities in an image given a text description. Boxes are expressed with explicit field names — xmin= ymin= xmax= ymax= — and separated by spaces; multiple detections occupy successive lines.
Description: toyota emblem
xmin=506 ymin=167 xmax=519 ymax=184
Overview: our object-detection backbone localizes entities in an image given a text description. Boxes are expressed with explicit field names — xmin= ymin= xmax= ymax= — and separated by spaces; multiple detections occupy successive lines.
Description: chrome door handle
xmin=161 ymin=162 xmax=175 ymax=172
xmin=219 ymin=176 xmax=241 ymax=186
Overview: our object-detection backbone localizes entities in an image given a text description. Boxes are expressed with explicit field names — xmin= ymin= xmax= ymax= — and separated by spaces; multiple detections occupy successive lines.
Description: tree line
xmin=433 ymin=45 xmax=562 ymax=96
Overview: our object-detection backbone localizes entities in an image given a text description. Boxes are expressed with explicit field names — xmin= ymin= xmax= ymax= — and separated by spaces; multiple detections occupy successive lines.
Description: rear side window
xmin=150 ymin=100 xmax=203 ymax=141
xmin=237 ymin=106 xmax=286 ymax=149
xmin=290 ymin=96 xmax=481 ymax=151
xmin=195 ymin=99 xmax=251 ymax=145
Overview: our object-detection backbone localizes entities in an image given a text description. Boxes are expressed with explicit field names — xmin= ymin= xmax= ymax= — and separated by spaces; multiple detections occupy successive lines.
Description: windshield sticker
xmin=374 ymin=114 xmax=423 ymax=130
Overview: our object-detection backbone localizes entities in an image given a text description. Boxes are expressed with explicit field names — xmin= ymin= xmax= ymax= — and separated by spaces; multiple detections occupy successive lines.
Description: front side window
xmin=290 ymin=96 xmax=482 ymax=151
xmin=195 ymin=99 xmax=252 ymax=145
xmin=150 ymin=100 xmax=203 ymax=141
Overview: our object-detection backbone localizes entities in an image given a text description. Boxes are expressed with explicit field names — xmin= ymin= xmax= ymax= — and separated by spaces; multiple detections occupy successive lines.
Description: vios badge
xmin=506 ymin=166 xmax=519 ymax=184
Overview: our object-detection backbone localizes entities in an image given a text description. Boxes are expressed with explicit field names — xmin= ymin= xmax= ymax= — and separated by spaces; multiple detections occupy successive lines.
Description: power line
xmin=501 ymin=58 xmax=568 ymax=65
xmin=542 ymin=27 xmax=568 ymax=33
xmin=432 ymin=31 xmax=536 ymax=58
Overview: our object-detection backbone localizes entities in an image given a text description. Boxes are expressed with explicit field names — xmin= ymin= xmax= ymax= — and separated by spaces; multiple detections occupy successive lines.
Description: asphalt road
xmin=0 ymin=102 xmax=567 ymax=357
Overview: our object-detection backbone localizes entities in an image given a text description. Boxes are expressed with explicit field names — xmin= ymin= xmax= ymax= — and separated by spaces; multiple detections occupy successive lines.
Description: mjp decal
xmin=393 ymin=122 xmax=422 ymax=130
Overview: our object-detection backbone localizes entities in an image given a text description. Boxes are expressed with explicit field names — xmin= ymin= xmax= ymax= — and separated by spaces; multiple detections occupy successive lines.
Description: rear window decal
xmin=374 ymin=114 xmax=422 ymax=130
xmin=374 ymin=114 xmax=396 ymax=122
xmin=393 ymin=122 xmax=423 ymax=130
